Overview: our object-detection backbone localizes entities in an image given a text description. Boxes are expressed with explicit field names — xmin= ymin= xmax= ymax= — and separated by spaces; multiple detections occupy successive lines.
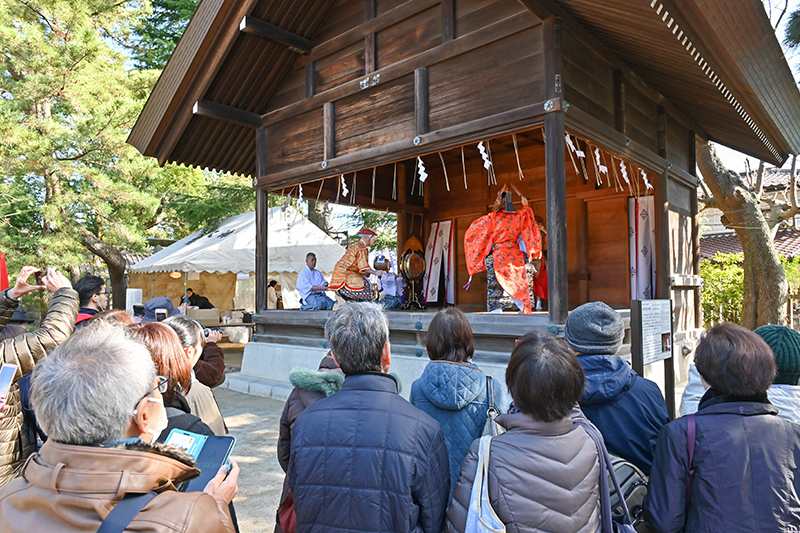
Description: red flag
xmin=0 ymin=254 xmax=8 ymax=291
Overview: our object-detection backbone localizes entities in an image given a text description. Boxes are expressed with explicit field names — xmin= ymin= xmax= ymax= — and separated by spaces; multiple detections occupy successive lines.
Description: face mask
xmin=135 ymin=397 xmax=168 ymax=442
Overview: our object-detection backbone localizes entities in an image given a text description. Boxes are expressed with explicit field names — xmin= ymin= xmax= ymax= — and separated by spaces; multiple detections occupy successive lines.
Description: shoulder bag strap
xmin=575 ymin=418 xmax=634 ymax=532
xmin=97 ymin=491 xmax=158 ymax=533
xmin=685 ymin=414 xmax=696 ymax=510
xmin=486 ymin=376 xmax=496 ymax=414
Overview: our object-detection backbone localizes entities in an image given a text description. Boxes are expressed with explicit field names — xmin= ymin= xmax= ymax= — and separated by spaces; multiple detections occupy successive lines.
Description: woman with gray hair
xmin=0 ymin=323 xmax=239 ymax=532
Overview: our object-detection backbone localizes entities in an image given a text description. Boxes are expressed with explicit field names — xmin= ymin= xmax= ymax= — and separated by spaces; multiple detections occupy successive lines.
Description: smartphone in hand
xmin=0 ymin=364 xmax=19 ymax=406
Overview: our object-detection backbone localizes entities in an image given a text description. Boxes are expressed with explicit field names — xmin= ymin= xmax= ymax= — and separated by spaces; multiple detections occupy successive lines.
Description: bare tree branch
xmin=779 ymin=155 xmax=800 ymax=221
xmin=775 ymin=0 xmax=790 ymax=30
xmin=755 ymin=160 xmax=765 ymax=198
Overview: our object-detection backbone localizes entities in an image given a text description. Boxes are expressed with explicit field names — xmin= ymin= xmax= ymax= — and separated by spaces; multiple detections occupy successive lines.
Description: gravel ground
xmin=215 ymin=386 xmax=285 ymax=533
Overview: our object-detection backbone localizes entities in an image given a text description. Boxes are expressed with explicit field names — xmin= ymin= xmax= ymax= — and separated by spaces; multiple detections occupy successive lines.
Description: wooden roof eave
xmin=655 ymin=0 xmax=798 ymax=163
xmin=523 ymin=0 xmax=800 ymax=165
xmin=127 ymin=0 xmax=258 ymax=164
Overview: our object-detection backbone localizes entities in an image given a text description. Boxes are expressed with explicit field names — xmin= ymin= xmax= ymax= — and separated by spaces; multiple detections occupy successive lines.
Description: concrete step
xmin=219 ymin=373 xmax=293 ymax=402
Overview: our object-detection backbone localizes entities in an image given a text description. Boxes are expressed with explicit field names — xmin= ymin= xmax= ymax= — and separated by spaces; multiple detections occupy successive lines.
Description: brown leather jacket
xmin=0 ymin=287 xmax=78 ymax=487
xmin=0 ymin=439 xmax=236 ymax=533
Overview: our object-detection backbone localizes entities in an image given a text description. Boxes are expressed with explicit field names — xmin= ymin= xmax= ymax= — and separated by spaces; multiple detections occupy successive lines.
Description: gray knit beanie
xmin=564 ymin=301 xmax=624 ymax=355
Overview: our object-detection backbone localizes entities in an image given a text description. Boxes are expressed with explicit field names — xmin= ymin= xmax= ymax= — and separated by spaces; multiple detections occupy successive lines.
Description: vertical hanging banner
xmin=628 ymin=196 xmax=656 ymax=299
xmin=423 ymin=220 xmax=455 ymax=304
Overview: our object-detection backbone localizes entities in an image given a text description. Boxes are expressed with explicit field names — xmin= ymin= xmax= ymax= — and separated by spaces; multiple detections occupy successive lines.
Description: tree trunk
xmin=78 ymin=229 xmax=128 ymax=310
xmin=697 ymin=141 xmax=787 ymax=328
xmin=307 ymin=199 xmax=330 ymax=236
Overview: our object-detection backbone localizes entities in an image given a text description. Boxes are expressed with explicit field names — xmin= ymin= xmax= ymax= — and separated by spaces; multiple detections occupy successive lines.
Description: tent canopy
xmin=129 ymin=206 xmax=345 ymax=275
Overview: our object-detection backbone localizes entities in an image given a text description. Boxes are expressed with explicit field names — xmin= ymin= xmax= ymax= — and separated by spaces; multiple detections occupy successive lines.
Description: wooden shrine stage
xmin=221 ymin=307 xmax=637 ymax=404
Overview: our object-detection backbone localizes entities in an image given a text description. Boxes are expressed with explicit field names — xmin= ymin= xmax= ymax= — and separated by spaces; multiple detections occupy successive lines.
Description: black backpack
xmin=607 ymin=454 xmax=649 ymax=532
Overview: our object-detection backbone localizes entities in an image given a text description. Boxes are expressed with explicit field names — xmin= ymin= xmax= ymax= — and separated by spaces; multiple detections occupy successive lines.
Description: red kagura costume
xmin=464 ymin=205 xmax=542 ymax=313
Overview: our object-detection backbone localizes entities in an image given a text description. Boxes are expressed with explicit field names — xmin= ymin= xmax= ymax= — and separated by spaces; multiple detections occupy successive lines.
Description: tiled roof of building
xmin=700 ymin=227 xmax=800 ymax=260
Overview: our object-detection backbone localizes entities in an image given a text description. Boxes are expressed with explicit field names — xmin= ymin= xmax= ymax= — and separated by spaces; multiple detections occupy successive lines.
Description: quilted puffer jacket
xmin=0 ymin=287 xmax=78 ymax=487
xmin=445 ymin=412 xmax=601 ymax=533
xmin=410 ymin=361 xmax=504 ymax=492
xmin=288 ymin=372 xmax=450 ymax=533
xmin=578 ymin=354 xmax=669 ymax=474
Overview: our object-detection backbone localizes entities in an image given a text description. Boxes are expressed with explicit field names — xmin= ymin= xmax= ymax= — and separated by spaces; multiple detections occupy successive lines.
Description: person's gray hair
xmin=324 ymin=302 xmax=389 ymax=374
xmin=31 ymin=323 xmax=155 ymax=445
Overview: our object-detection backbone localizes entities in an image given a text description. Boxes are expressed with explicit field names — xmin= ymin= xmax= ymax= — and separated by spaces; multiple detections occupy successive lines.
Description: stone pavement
xmin=215 ymin=386 xmax=284 ymax=533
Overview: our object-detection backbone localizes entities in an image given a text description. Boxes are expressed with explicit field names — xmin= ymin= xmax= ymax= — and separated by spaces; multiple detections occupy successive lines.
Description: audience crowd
xmin=0 ymin=265 xmax=797 ymax=532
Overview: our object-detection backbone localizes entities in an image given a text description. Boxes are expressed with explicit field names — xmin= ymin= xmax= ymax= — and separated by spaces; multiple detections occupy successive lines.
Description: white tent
xmin=129 ymin=207 xmax=344 ymax=309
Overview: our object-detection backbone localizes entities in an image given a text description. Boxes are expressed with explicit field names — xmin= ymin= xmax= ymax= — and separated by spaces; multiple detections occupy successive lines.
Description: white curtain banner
xmin=423 ymin=220 xmax=455 ymax=304
xmin=628 ymin=196 xmax=656 ymax=299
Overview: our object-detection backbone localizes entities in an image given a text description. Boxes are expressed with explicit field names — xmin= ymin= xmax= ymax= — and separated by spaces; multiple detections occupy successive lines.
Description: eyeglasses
xmin=133 ymin=376 xmax=169 ymax=416
xmin=97 ymin=291 xmax=108 ymax=296
xmin=154 ymin=375 xmax=169 ymax=394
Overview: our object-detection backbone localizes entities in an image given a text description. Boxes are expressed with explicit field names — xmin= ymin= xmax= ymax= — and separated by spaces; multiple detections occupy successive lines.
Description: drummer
xmin=329 ymin=228 xmax=381 ymax=301
xmin=376 ymin=257 xmax=403 ymax=309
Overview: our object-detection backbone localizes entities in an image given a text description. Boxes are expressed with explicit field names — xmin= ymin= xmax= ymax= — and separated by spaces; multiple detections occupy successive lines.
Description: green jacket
xmin=0 ymin=287 xmax=78 ymax=487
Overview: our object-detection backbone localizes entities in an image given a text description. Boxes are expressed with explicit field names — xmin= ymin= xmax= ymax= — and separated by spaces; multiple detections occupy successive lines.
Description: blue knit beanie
xmin=564 ymin=301 xmax=624 ymax=355
xmin=754 ymin=325 xmax=800 ymax=386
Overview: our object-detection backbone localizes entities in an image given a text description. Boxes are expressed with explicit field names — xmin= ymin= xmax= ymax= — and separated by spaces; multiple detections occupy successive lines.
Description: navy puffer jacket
xmin=410 ymin=361 xmax=504 ymax=492
xmin=289 ymin=372 xmax=450 ymax=533
xmin=578 ymin=354 xmax=669 ymax=474
xmin=645 ymin=397 xmax=800 ymax=532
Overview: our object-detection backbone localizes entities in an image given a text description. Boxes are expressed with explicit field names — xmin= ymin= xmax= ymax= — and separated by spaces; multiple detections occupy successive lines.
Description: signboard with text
xmin=630 ymin=299 xmax=673 ymax=375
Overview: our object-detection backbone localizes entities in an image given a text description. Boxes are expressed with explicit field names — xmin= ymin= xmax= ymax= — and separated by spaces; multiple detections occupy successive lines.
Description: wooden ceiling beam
xmin=193 ymin=99 xmax=261 ymax=128
xmin=239 ymin=15 xmax=315 ymax=54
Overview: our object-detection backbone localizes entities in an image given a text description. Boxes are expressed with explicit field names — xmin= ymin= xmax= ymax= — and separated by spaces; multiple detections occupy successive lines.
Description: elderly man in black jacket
xmin=288 ymin=302 xmax=450 ymax=533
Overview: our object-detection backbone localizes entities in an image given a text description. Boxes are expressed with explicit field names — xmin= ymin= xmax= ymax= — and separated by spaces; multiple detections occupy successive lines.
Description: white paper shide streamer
xmin=565 ymin=134 xmax=585 ymax=158
xmin=619 ymin=161 xmax=630 ymax=185
xmin=417 ymin=157 xmax=428 ymax=182
xmin=341 ymin=174 xmax=349 ymax=197
xmin=477 ymin=141 xmax=493 ymax=171
xmin=298 ymin=184 xmax=303 ymax=203
xmin=594 ymin=148 xmax=608 ymax=175
xmin=641 ymin=168 xmax=653 ymax=190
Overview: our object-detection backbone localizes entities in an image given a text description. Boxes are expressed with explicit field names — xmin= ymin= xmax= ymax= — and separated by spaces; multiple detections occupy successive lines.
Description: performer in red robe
xmin=464 ymin=186 xmax=542 ymax=314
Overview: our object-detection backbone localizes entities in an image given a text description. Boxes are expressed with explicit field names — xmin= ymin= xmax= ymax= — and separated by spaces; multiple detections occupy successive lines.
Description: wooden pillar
xmin=324 ymin=102 xmax=335 ymax=161
xmin=305 ymin=62 xmax=316 ymax=98
xmin=415 ymin=68 xmax=429 ymax=136
xmin=365 ymin=0 xmax=376 ymax=73
xmin=255 ymin=127 xmax=269 ymax=315
xmin=577 ymin=199 xmax=589 ymax=304
xmin=654 ymin=106 xmax=670 ymax=300
xmin=613 ymin=70 xmax=626 ymax=134
xmin=441 ymin=0 xmax=454 ymax=42
xmin=544 ymin=17 xmax=568 ymax=324
xmin=689 ymin=130 xmax=701 ymax=329
xmin=655 ymin=106 xmax=675 ymax=418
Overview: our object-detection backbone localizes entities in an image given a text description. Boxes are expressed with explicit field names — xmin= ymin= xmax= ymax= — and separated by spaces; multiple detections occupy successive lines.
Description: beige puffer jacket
xmin=0 ymin=287 xmax=78 ymax=487
xmin=445 ymin=412 xmax=601 ymax=533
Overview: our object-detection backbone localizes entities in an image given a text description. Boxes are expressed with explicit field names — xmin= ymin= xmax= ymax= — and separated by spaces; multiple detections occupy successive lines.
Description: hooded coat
xmin=578 ymin=354 xmax=669 ymax=475
xmin=288 ymin=372 xmax=450 ymax=533
xmin=276 ymin=355 xmax=345 ymax=524
xmin=410 ymin=361 xmax=503 ymax=492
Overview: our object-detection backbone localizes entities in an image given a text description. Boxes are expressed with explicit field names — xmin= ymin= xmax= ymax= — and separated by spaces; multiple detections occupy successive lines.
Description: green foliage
xmin=333 ymin=207 xmax=397 ymax=250
xmin=700 ymin=253 xmax=745 ymax=327
xmin=130 ymin=0 xmax=199 ymax=70
xmin=0 ymin=0 xmax=215 ymax=279
xmin=785 ymin=8 xmax=800 ymax=49
xmin=165 ymin=173 xmax=255 ymax=233
xmin=701 ymin=252 xmax=800 ymax=327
